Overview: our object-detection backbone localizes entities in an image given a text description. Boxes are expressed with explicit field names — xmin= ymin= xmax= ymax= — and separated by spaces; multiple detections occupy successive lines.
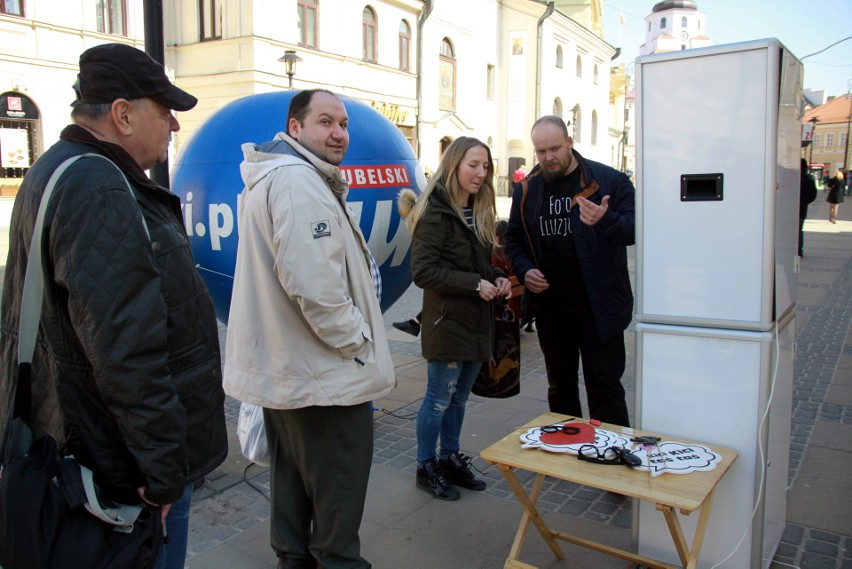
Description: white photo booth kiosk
xmin=634 ymin=39 xmax=802 ymax=568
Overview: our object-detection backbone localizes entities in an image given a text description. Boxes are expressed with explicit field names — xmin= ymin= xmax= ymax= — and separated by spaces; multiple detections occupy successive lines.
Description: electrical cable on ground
xmin=242 ymin=462 xmax=271 ymax=501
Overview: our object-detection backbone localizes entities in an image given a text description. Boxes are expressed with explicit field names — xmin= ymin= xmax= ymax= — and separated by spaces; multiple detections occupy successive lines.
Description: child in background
xmin=492 ymin=220 xmax=523 ymax=320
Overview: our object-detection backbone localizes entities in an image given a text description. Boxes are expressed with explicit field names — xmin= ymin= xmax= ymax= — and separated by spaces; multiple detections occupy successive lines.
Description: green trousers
xmin=263 ymin=403 xmax=373 ymax=569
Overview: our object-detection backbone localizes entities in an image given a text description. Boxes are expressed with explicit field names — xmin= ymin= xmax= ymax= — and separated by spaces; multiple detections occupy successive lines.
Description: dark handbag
xmin=0 ymin=154 xmax=163 ymax=569
xmin=0 ymin=432 xmax=163 ymax=569
xmin=472 ymin=309 xmax=521 ymax=398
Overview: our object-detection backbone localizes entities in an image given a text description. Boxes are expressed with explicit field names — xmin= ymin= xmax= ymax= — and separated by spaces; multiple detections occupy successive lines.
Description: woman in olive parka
xmin=399 ymin=137 xmax=512 ymax=500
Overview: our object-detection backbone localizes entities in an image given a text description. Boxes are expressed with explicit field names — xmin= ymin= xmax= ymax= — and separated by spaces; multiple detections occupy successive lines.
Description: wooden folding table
xmin=480 ymin=412 xmax=738 ymax=569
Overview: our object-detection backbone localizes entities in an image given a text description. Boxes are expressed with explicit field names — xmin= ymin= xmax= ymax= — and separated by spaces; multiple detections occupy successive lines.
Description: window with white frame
xmin=825 ymin=133 xmax=834 ymax=149
xmin=439 ymin=38 xmax=456 ymax=111
xmin=591 ymin=110 xmax=598 ymax=145
xmin=553 ymin=97 xmax=563 ymax=118
xmin=399 ymin=20 xmax=411 ymax=71
xmin=486 ymin=64 xmax=496 ymax=100
xmin=362 ymin=6 xmax=377 ymax=63
xmin=298 ymin=0 xmax=318 ymax=48
xmin=97 ymin=0 xmax=126 ymax=36
xmin=556 ymin=45 xmax=563 ymax=68
xmin=1 ymin=0 xmax=24 ymax=16
xmin=575 ymin=54 xmax=582 ymax=78
xmin=200 ymin=0 xmax=221 ymax=41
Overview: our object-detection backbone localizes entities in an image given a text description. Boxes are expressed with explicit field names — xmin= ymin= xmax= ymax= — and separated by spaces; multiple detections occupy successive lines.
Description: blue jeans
xmin=155 ymin=482 xmax=193 ymax=569
xmin=416 ymin=360 xmax=481 ymax=465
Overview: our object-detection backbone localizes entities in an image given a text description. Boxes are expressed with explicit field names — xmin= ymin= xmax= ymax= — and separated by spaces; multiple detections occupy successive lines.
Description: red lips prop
xmin=539 ymin=422 xmax=596 ymax=445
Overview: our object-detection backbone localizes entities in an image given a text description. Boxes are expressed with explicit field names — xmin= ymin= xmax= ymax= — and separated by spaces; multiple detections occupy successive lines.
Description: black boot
xmin=440 ymin=452 xmax=486 ymax=491
xmin=392 ymin=318 xmax=421 ymax=337
xmin=416 ymin=458 xmax=460 ymax=500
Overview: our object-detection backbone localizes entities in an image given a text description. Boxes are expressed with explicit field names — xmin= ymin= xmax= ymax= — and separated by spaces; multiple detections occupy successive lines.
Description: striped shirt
xmin=463 ymin=206 xmax=475 ymax=230
xmin=368 ymin=253 xmax=382 ymax=304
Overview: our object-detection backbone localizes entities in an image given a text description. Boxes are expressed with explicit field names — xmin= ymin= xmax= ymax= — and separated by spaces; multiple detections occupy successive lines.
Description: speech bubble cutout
xmin=628 ymin=441 xmax=721 ymax=477
xmin=521 ymin=426 xmax=632 ymax=454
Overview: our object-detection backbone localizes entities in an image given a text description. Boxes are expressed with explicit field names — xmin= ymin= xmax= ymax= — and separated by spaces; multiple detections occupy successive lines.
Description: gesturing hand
xmin=576 ymin=195 xmax=609 ymax=226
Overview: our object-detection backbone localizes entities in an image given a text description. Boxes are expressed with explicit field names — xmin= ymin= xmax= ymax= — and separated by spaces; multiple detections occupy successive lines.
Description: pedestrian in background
xmin=400 ymin=136 xmax=511 ymax=501
xmin=827 ymin=169 xmax=844 ymax=223
xmin=224 ymin=89 xmax=395 ymax=569
xmin=0 ymin=43 xmax=228 ymax=569
xmin=506 ymin=115 xmax=635 ymax=428
xmin=799 ymin=158 xmax=817 ymax=256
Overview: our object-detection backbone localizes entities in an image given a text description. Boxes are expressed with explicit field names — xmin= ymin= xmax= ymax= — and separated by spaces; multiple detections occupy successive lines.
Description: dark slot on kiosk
xmin=680 ymin=173 xmax=723 ymax=201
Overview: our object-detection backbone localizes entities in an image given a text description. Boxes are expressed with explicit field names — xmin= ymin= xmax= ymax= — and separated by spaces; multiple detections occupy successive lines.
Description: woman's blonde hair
xmin=404 ymin=137 xmax=497 ymax=246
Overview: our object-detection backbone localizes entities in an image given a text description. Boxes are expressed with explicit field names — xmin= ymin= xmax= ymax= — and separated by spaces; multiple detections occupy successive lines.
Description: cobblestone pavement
xmin=189 ymin=215 xmax=851 ymax=568
xmin=2 ymin=195 xmax=848 ymax=567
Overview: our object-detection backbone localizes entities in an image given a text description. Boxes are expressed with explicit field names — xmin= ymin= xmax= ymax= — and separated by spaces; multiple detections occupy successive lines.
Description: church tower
xmin=639 ymin=0 xmax=712 ymax=55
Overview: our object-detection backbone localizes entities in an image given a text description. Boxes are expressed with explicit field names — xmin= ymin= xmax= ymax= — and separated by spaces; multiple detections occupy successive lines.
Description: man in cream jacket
xmin=225 ymin=89 xmax=395 ymax=569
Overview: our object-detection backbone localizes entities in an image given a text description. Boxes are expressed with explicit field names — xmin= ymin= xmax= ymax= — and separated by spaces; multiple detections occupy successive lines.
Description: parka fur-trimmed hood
xmin=397 ymin=187 xmax=418 ymax=220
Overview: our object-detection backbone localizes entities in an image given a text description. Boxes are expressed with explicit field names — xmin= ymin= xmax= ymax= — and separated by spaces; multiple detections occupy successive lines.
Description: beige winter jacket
xmin=224 ymin=133 xmax=395 ymax=408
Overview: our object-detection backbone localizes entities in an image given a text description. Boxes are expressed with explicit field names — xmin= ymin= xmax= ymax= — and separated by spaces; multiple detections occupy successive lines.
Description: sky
xmin=602 ymin=0 xmax=852 ymax=98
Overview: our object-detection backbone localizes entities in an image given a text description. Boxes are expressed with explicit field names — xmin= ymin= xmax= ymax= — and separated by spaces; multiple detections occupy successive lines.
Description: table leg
xmin=498 ymin=464 xmax=564 ymax=563
xmin=657 ymin=488 xmax=717 ymax=569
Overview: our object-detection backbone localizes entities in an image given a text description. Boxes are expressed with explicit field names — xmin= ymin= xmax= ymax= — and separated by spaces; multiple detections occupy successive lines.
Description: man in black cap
xmin=0 ymin=43 xmax=227 ymax=569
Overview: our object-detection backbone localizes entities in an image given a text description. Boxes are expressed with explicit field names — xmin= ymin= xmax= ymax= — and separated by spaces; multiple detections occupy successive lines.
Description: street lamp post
xmin=808 ymin=116 xmax=820 ymax=166
xmin=571 ymin=104 xmax=581 ymax=141
xmin=278 ymin=50 xmax=303 ymax=90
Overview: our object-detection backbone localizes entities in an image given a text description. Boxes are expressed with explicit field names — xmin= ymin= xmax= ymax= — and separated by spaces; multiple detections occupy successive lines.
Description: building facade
xmin=416 ymin=0 xmax=500 ymax=177
xmin=168 ymin=0 xmax=421 ymax=149
xmin=0 ymin=1 xmax=150 ymax=194
xmin=803 ymin=93 xmax=852 ymax=179
xmin=499 ymin=0 xmax=616 ymax=194
xmin=1 ymin=0 xmax=620 ymax=198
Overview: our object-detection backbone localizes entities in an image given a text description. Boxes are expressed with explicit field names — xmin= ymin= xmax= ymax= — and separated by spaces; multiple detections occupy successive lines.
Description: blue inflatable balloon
xmin=172 ymin=92 xmax=424 ymax=323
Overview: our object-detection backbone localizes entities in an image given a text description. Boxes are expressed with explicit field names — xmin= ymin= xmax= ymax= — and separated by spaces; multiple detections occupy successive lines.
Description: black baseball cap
xmin=75 ymin=43 xmax=197 ymax=112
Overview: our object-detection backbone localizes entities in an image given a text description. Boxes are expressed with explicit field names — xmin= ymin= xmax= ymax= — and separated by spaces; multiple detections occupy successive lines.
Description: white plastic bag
xmin=237 ymin=401 xmax=269 ymax=467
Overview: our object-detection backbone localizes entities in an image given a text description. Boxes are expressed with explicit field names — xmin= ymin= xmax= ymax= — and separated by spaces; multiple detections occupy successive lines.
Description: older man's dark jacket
xmin=0 ymin=125 xmax=227 ymax=506
xmin=505 ymin=149 xmax=635 ymax=342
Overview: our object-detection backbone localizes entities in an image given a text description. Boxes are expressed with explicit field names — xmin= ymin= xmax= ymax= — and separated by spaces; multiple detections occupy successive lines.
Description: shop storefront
xmin=1 ymin=92 xmax=40 ymax=196
xmin=371 ymin=101 xmax=416 ymax=150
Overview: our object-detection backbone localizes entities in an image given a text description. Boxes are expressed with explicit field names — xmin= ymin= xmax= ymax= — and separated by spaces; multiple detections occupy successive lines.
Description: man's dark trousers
xmin=535 ymin=292 xmax=630 ymax=427
xmin=264 ymin=402 xmax=373 ymax=569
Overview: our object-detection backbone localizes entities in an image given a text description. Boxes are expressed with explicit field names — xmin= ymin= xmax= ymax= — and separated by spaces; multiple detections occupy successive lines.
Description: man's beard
xmin=540 ymin=156 xmax=575 ymax=183
xmin=542 ymin=166 xmax=567 ymax=183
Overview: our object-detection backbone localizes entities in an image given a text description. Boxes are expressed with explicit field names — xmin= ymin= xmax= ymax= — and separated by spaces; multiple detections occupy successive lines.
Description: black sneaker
xmin=416 ymin=459 xmax=460 ymax=500
xmin=392 ymin=319 xmax=421 ymax=337
xmin=440 ymin=452 xmax=486 ymax=491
